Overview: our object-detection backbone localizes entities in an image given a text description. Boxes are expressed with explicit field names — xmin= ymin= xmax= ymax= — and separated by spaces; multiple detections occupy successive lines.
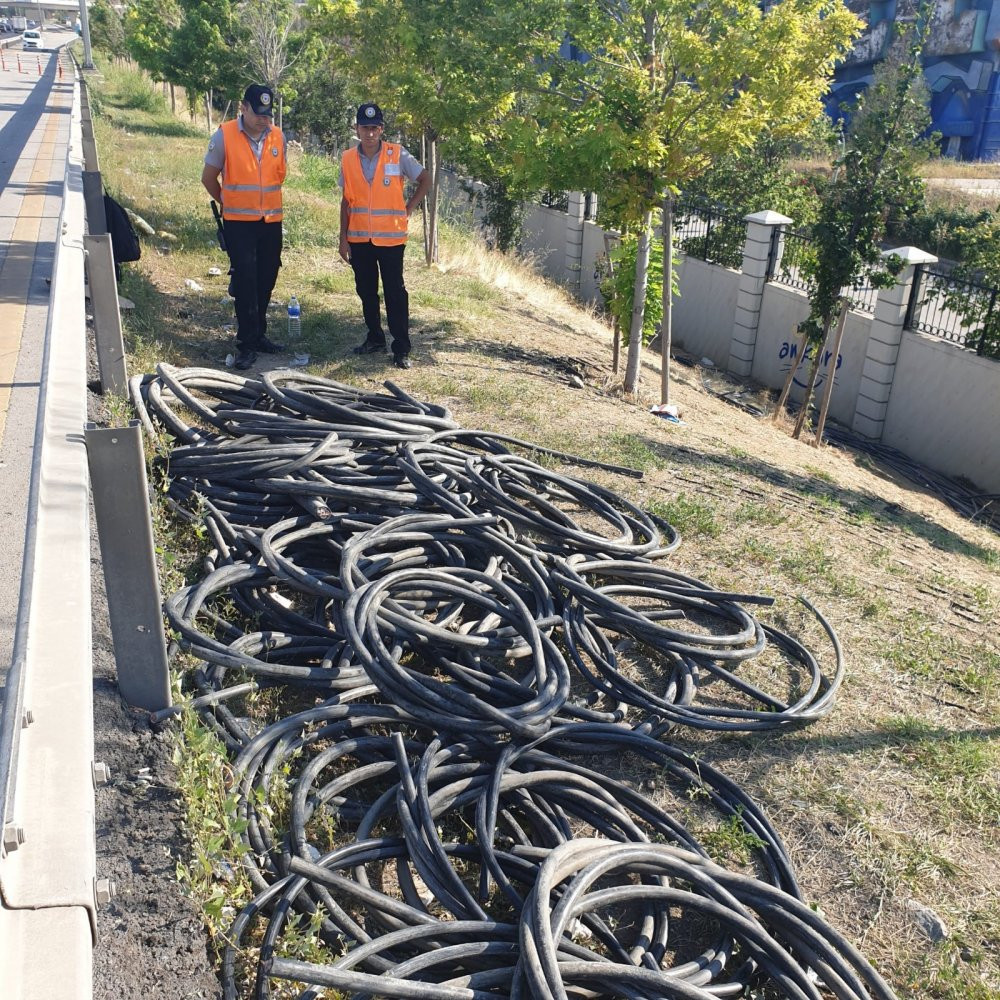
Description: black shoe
xmin=256 ymin=337 xmax=285 ymax=353
xmin=354 ymin=339 xmax=387 ymax=355
xmin=393 ymin=354 xmax=411 ymax=370
xmin=235 ymin=348 xmax=257 ymax=370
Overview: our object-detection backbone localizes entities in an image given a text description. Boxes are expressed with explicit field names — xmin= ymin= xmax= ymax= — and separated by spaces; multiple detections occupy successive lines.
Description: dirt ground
xmin=89 ymin=332 xmax=222 ymax=1000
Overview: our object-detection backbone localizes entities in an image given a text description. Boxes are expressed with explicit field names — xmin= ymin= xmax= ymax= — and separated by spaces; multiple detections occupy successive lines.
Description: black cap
xmin=356 ymin=102 xmax=384 ymax=126
xmin=243 ymin=84 xmax=274 ymax=116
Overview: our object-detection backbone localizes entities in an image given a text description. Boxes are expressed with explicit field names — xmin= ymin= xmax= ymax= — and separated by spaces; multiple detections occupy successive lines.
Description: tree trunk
xmin=420 ymin=134 xmax=429 ymax=263
xmin=792 ymin=320 xmax=832 ymax=439
xmin=170 ymin=83 xmax=176 ymax=114
xmin=659 ymin=193 xmax=673 ymax=405
xmin=424 ymin=133 xmax=440 ymax=265
xmin=278 ymin=95 xmax=283 ymax=130
xmin=773 ymin=327 xmax=809 ymax=420
xmin=623 ymin=210 xmax=653 ymax=395
xmin=204 ymin=90 xmax=212 ymax=134
xmin=812 ymin=297 xmax=850 ymax=446
xmin=603 ymin=233 xmax=621 ymax=374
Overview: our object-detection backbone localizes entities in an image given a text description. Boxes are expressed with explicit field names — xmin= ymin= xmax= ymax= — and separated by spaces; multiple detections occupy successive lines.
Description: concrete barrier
xmin=0 ymin=68 xmax=96 ymax=999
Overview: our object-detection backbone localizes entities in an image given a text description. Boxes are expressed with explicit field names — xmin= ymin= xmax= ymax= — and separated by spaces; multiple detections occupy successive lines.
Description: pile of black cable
xmin=131 ymin=364 xmax=894 ymax=1000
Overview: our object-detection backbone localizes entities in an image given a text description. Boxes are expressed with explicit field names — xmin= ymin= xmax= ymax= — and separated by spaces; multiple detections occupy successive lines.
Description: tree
xmin=283 ymin=32 xmax=359 ymax=154
xmin=530 ymin=0 xmax=859 ymax=398
xmin=124 ymin=0 xmax=184 ymax=101
xmin=235 ymin=0 xmax=301 ymax=125
xmin=312 ymin=0 xmax=564 ymax=264
xmin=89 ymin=0 xmax=125 ymax=58
xmin=948 ymin=216 xmax=1000 ymax=359
xmin=169 ymin=0 xmax=240 ymax=133
xmin=775 ymin=7 xmax=935 ymax=442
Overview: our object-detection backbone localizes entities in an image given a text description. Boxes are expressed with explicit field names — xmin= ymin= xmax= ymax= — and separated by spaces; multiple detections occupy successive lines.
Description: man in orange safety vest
xmin=339 ymin=102 xmax=430 ymax=370
xmin=202 ymin=84 xmax=288 ymax=370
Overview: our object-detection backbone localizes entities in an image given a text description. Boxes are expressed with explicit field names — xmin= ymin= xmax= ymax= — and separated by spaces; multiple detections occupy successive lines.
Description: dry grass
xmin=91 ymin=60 xmax=1000 ymax=1000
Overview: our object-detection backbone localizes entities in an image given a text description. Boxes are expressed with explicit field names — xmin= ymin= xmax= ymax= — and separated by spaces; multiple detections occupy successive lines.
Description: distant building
xmin=832 ymin=0 xmax=1000 ymax=160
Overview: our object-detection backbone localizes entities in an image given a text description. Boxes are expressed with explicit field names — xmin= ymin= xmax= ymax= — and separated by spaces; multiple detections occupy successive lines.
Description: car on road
xmin=22 ymin=28 xmax=43 ymax=50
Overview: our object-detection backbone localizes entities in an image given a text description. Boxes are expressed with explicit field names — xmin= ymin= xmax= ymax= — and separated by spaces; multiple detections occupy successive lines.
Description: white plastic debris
xmin=290 ymin=353 xmax=310 ymax=367
xmin=700 ymin=357 xmax=715 ymax=367
xmin=118 ymin=296 xmax=135 ymax=310
xmin=184 ymin=279 xmax=203 ymax=292
xmin=649 ymin=402 xmax=685 ymax=425
xmin=207 ymin=266 xmax=222 ymax=276
xmin=225 ymin=353 xmax=235 ymax=368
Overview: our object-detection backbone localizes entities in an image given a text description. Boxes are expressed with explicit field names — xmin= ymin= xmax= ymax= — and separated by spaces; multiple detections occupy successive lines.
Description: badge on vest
xmin=384 ymin=178 xmax=391 ymax=186
xmin=384 ymin=162 xmax=401 ymax=176
xmin=272 ymin=147 xmax=279 ymax=156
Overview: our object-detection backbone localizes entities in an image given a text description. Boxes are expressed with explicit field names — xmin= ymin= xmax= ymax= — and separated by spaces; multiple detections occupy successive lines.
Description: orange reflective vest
xmin=220 ymin=118 xmax=286 ymax=223
xmin=342 ymin=142 xmax=408 ymax=245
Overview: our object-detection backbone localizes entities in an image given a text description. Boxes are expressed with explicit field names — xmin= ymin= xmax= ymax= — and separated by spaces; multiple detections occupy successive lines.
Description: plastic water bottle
xmin=287 ymin=295 xmax=301 ymax=341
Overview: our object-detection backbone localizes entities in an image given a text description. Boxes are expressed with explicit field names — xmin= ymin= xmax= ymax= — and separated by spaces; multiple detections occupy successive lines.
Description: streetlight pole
xmin=78 ymin=0 xmax=93 ymax=69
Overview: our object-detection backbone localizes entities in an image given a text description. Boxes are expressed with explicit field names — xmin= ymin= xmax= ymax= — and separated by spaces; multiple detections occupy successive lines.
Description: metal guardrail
xmin=905 ymin=263 xmax=1000 ymax=358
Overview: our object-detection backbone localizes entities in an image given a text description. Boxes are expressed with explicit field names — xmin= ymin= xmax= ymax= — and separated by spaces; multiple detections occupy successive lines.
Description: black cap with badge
xmin=243 ymin=84 xmax=274 ymax=116
xmin=356 ymin=102 xmax=384 ymax=126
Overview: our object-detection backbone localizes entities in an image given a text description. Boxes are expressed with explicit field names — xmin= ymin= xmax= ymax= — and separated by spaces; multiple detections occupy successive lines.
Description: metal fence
xmin=771 ymin=228 xmax=880 ymax=316
xmin=773 ymin=228 xmax=814 ymax=292
xmin=674 ymin=200 xmax=745 ymax=271
xmin=905 ymin=264 xmax=1000 ymax=359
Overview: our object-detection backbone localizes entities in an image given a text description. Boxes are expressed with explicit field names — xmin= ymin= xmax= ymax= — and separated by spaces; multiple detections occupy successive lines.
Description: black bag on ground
xmin=104 ymin=192 xmax=142 ymax=267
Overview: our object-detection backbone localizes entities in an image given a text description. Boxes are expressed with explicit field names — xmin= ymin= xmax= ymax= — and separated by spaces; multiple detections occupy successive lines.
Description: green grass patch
xmin=884 ymin=716 xmax=1000 ymax=831
xmin=647 ymin=494 xmax=721 ymax=538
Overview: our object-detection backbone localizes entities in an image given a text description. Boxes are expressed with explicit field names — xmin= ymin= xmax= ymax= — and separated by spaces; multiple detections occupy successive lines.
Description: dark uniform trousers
xmin=349 ymin=240 xmax=410 ymax=356
xmin=224 ymin=218 xmax=283 ymax=349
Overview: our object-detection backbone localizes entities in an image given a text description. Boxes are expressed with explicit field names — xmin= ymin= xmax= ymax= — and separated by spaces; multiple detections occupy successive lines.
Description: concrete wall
xmin=580 ymin=221 xmax=608 ymax=304
xmin=883 ymin=331 xmax=1000 ymax=493
xmin=752 ymin=285 xmax=873 ymax=425
xmin=672 ymin=256 xmax=741 ymax=369
xmin=517 ymin=196 xmax=999 ymax=496
xmin=522 ymin=205 xmax=568 ymax=279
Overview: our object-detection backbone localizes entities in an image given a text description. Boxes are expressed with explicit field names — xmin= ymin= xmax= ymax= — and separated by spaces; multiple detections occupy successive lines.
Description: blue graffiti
xmin=778 ymin=342 xmax=843 ymax=390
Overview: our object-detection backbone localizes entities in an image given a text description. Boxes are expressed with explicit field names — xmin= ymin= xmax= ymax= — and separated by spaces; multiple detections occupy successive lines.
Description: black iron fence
xmin=905 ymin=264 xmax=1000 ymax=359
xmin=773 ymin=228 xmax=815 ymax=292
xmin=674 ymin=200 xmax=745 ymax=271
xmin=771 ymin=229 xmax=880 ymax=316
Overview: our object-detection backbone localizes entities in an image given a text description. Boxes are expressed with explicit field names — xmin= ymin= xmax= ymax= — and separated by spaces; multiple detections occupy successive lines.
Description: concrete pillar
xmin=851 ymin=246 xmax=937 ymax=440
xmin=727 ymin=211 xmax=792 ymax=377
xmin=566 ymin=192 xmax=586 ymax=291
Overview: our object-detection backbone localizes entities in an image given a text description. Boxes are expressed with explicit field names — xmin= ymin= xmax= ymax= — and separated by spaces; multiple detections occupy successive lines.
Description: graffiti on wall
xmin=779 ymin=340 xmax=844 ymax=390
xmin=832 ymin=0 xmax=1000 ymax=160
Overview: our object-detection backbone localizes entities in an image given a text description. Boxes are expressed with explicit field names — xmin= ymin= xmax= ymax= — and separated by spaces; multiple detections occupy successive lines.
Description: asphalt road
xmin=0 ymin=27 xmax=74 ymax=681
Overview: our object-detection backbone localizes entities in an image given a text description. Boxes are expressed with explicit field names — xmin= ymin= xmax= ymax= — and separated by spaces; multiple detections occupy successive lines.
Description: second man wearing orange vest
xmin=339 ymin=103 xmax=431 ymax=370
xmin=202 ymin=84 xmax=287 ymax=371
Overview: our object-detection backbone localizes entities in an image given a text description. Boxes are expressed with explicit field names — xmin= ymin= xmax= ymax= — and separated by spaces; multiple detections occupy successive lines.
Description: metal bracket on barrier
xmin=84 ymin=234 xmax=127 ymax=396
xmin=85 ymin=421 xmax=171 ymax=713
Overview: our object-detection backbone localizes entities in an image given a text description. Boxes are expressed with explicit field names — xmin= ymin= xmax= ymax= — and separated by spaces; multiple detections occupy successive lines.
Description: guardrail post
xmin=727 ymin=211 xmax=792 ymax=377
xmin=82 ymin=170 xmax=105 ymax=235
xmin=85 ymin=422 xmax=171 ymax=713
xmin=84 ymin=234 xmax=127 ymax=395
xmin=851 ymin=246 xmax=938 ymax=441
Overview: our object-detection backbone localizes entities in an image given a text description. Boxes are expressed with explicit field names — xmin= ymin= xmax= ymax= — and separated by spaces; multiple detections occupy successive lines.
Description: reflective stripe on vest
xmin=220 ymin=119 xmax=286 ymax=223
xmin=342 ymin=142 xmax=408 ymax=246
